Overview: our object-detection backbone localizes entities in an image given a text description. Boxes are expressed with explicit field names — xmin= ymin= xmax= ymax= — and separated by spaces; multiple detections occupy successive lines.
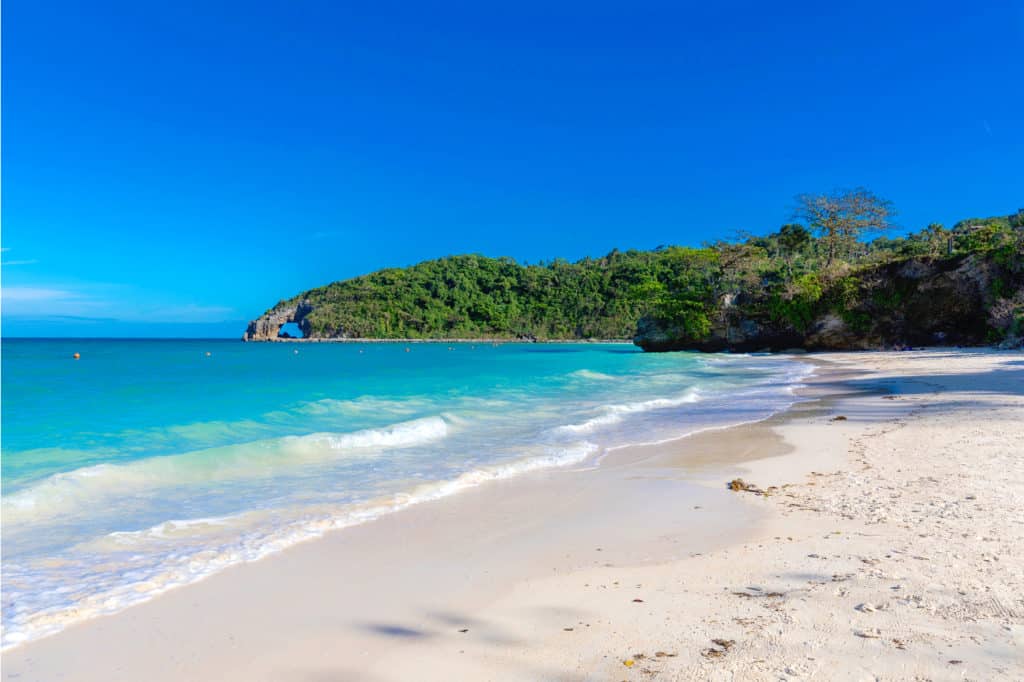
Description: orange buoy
xmin=73 ymin=352 xmax=81 ymax=360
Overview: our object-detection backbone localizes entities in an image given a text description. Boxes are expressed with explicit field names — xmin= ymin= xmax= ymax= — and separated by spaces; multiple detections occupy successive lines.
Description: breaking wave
xmin=2 ymin=416 xmax=452 ymax=524
xmin=555 ymin=387 xmax=702 ymax=435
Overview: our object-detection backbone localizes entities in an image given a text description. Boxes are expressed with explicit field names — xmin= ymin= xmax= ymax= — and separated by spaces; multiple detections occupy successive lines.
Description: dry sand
xmin=3 ymin=349 xmax=1022 ymax=680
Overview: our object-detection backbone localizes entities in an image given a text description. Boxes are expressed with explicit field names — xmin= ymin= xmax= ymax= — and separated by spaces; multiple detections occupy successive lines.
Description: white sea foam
xmin=295 ymin=395 xmax=431 ymax=417
xmin=105 ymin=514 xmax=243 ymax=542
xmin=555 ymin=387 xmax=702 ymax=435
xmin=0 ymin=439 xmax=598 ymax=649
xmin=282 ymin=414 xmax=450 ymax=453
xmin=2 ymin=416 xmax=452 ymax=524
xmin=567 ymin=369 xmax=618 ymax=380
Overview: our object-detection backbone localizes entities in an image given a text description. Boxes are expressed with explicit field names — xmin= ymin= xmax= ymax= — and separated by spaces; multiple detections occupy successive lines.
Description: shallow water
xmin=1 ymin=339 xmax=811 ymax=646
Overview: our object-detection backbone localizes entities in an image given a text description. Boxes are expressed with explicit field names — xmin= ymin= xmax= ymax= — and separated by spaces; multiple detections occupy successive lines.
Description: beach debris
xmin=733 ymin=590 xmax=784 ymax=598
xmin=892 ymin=638 xmax=907 ymax=650
xmin=632 ymin=598 xmax=645 ymax=603
xmin=948 ymin=659 xmax=963 ymax=665
xmin=654 ymin=651 xmax=677 ymax=658
xmin=855 ymin=603 xmax=877 ymax=613
xmin=563 ymin=627 xmax=574 ymax=631
xmin=623 ymin=659 xmax=635 ymax=667
xmin=701 ymin=639 xmax=736 ymax=659
xmin=830 ymin=415 xmax=848 ymax=421
xmin=458 ymin=628 xmax=469 ymax=633
xmin=854 ymin=628 xmax=882 ymax=639
xmin=727 ymin=478 xmax=776 ymax=495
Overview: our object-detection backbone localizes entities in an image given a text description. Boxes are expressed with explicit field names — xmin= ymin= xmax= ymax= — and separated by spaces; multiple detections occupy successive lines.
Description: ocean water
xmin=0 ymin=339 xmax=812 ymax=647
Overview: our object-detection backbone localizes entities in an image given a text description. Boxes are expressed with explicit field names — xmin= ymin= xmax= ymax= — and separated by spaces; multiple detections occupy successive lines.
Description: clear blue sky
xmin=3 ymin=1 xmax=1022 ymax=337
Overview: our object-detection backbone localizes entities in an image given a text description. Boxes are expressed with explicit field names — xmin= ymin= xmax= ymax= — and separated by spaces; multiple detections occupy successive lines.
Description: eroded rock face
xmin=804 ymin=313 xmax=875 ymax=350
xmin=634 ymin=254 xmax=1014 ymax=352
xmin=242 ymin=301 xmax=315 ymax=341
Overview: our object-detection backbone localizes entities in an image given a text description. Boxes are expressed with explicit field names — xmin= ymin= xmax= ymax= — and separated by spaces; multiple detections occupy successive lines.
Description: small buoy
xmin=405 ymin=347 xmax=411 ymax=353
xmin=72 ymin=352 xmax=81 ymax=360
xmin=205 ymin=351 xmax=211 ymax=357
xmin=293 ymin=349 xmax=299 ymax=354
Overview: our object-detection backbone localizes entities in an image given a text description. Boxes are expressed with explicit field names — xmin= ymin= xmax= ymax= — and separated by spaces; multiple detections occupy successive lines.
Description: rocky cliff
xmin=242 ymin=300 xmax=316 ymax=341
xmin=634 ymin=253 xmax=1022 ymax=352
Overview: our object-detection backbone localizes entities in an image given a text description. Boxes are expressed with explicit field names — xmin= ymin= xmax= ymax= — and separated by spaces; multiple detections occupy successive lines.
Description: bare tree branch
xmin=794 ymin=188 xmax=895 ymax=266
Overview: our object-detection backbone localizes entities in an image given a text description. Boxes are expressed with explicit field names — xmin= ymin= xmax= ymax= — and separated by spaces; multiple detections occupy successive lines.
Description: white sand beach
xmin=3 ymin=349 xmax=1022 ymax=681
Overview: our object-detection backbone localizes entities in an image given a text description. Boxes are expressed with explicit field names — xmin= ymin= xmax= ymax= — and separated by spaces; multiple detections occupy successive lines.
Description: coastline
xmin=241 ymin=337 xmax=637 ymax=343
xmin=3 ymin=349 xmax=1021 ymax=680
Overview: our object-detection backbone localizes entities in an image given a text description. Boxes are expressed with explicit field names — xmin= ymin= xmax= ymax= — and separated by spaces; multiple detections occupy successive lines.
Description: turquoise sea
xmin=1 ymin=339 xmax=812 ymax=647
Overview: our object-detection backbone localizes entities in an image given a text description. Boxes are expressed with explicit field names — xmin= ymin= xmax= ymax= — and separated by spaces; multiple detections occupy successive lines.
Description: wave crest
xmin=2 ymin=416 xmax=451 ymax=524
xmin=555 ymin=388 xmax=702 ymax=435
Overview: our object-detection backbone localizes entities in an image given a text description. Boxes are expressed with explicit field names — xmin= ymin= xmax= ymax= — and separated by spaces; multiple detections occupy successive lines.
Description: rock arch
xmin=242 ymin=301 xmax=315 ymax=341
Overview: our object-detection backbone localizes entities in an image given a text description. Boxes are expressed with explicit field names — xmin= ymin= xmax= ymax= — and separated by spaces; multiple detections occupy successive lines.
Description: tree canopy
xmin=794 ymin=188 xmax=895 ymax=266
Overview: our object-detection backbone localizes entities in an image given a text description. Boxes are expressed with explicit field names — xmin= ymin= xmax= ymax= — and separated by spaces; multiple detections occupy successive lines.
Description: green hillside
xmin=246 ymin=196 xmax=1024 ymax=350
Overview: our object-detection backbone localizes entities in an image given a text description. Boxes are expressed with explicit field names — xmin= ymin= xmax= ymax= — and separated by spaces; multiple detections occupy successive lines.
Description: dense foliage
xmin=287 ymin=248 xmax=713 ymax=339
xmin=259 ymin=200 xmax=1024 ymax=348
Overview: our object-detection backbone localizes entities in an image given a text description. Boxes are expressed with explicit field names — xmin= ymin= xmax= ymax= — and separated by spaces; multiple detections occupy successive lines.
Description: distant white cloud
xmin=2 ymin=284 xmax=238 ymax=323
xmin=2 ymin=287 xmax=82 ymax=302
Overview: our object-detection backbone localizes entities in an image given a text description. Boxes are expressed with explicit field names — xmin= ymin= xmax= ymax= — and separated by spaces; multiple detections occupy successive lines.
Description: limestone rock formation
xmin=242 ymin=301 xmax=316 ymax=341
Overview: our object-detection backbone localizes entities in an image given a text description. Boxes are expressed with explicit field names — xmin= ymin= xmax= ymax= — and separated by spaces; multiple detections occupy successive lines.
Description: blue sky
xmin=3 ymin=1 xmax=1022 ymax=337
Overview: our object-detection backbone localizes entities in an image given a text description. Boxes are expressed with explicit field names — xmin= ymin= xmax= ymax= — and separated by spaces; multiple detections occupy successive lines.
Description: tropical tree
xmin=794 ymin=188 xmax=894 ymax=266
xmin=774 ymin=223 xmax=811 ymax=274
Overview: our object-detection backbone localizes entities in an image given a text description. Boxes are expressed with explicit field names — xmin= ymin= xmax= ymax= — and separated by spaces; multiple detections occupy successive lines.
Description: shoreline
xmin=3 ymin=349 xmax=1021 ymax=680
xmin=241 ymin=337 xmax=637 ymax=344
xmin=0 ymin=351 xmax=810 ymax=651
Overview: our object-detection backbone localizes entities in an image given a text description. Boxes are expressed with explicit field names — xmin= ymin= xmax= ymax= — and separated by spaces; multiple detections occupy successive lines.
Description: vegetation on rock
xmin=245 ymin=192 xmax=1024 ymax=350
